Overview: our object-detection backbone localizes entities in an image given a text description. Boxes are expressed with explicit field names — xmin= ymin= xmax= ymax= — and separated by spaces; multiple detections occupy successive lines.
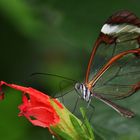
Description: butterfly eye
xmin=75 ymin=83 xmax=81 ymax=91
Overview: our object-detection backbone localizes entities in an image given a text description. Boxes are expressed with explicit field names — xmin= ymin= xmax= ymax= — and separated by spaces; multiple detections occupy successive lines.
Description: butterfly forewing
xmin=93 ymin=51 xmax=140 ymax=100
xmin=85 ymin=10 xmax=140 ymax=83
xmin=87 ymin=43 xmax=115 ymax=81
xmin=89 ymin=39 xmax=139 ymax=77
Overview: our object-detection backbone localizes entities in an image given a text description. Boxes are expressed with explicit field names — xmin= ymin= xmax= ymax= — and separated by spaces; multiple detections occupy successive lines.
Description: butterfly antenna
xmin=30 ymin=72 xmax=77 ymax=82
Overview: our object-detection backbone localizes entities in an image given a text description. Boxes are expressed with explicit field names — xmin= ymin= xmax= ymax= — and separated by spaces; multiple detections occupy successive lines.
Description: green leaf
xmin=50 ymin=126 xmax=73 ymax=140
xmin=69 ymin=115 xmax=89 ymax=140
xmin=80 ymin=107 xmax=95 ymax=140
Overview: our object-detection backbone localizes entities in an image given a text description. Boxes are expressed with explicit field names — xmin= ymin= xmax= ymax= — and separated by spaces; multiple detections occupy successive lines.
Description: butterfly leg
xmin=72 ymin=96 xmax=80 ymax=114
xmin=88 ymin=103 xmax=95 ymax=123
xmin=80 ymin=103 xmax=95 ymax=127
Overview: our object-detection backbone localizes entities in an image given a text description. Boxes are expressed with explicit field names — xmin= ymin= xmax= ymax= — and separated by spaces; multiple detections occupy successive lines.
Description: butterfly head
xmin=75 ymin=83 xmax=92 ymax=102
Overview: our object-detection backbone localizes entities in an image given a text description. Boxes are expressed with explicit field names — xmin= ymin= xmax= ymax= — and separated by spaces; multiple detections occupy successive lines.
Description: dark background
xmin=0 ymin=0 xmax=140 ymax=140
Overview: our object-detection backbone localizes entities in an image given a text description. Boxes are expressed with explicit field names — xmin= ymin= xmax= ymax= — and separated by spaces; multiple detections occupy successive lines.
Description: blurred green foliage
xmin=0 ymin=0 xmax=140 ymax=140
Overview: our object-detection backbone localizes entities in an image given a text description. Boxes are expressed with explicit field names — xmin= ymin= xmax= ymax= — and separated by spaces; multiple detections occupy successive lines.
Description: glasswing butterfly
xmin=75 ymin=48 xmax=140 ymax=118
xmin=74 ymin=10 xmax=140 ymax=118
xmin=31 ymin=10 xmax=140 ymax=118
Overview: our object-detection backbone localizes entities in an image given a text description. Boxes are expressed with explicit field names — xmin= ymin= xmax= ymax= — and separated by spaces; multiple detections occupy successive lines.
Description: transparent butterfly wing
xmin=25 ymin=73 xmax=75 ymax=98
xmin=87 ymin=36 xmax=139 ymax=83
xmin=93 ymin=51 xmax=140 ymax=100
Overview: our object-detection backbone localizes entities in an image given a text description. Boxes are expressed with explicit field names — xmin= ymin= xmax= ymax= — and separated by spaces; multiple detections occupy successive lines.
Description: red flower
xmin=0 ymin=81 xmax=63 ymax=128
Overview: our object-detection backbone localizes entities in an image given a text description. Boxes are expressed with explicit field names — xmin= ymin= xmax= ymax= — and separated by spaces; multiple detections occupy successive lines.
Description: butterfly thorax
xmin=75 ymin=83 xmax=92 ymax=102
